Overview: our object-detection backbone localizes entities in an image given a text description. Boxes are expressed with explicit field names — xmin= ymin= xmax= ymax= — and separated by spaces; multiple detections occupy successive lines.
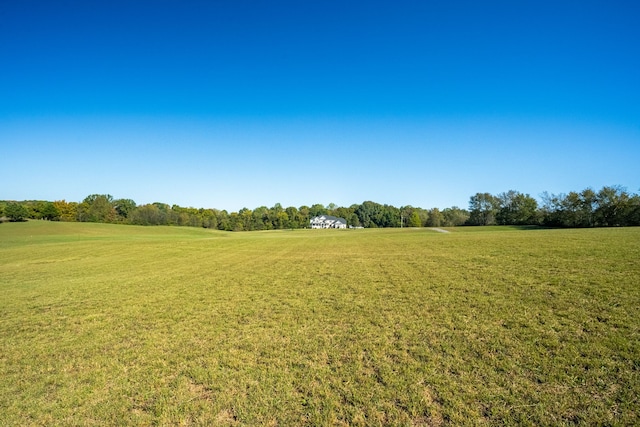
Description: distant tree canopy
xmin=540 ymin=186 xmax=640 ymax=228
xmin=464 ymin=186 xmax=640 ymax=227
xmin=496 ymin=190 xmax=540 ymax=226
xmin=77 ymin=194 xmax=116 ymax=223
xmin=5 ymin=202 xmax=29 ymax=222
xmin=3 ymin=185 xmax=639 ymax=229
xmin=468 ymin=192 xmax=500 ymax=225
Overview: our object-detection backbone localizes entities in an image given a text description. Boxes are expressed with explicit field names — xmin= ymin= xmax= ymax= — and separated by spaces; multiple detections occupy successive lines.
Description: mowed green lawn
xmin=1 ymin=221 xmax=638 ymax=426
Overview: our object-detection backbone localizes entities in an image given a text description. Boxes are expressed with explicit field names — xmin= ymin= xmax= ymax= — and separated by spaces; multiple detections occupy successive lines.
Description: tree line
xmin=467 ymin=186 xmax=640 ymax=227
xmin=0 ymin=196 xmax=470 ymax=230
xmin=2 ymin=185 xmax=639 ymax=229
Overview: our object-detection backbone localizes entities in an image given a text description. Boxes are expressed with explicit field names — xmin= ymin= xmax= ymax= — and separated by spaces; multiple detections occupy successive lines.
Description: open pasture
xmin=1 ymin=221 xmax=639 ymax=425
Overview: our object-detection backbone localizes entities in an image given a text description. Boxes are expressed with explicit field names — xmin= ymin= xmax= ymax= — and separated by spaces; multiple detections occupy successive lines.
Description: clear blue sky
xmin=2 ymin=1 xmax=639 ymax=211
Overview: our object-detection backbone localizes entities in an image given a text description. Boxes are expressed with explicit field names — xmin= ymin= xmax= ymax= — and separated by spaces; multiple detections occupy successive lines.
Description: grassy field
xmin=1 ymin=221 xmax=639 ymax=426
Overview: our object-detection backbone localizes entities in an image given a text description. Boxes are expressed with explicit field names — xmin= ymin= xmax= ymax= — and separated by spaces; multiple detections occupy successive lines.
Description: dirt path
xmin=429 ymin=228 xmax=450 ymax=233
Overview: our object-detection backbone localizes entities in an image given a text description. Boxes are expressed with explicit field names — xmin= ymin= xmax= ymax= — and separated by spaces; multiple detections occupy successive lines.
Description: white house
xmin=310 ymin=215 xmax=347 ymax=229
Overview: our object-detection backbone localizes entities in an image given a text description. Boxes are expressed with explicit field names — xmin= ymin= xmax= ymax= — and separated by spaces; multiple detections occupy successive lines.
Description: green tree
xmin=285 ymin=206 xmax=300 ymax=228
xmin=298 ymin=206 xmax=310 ymax=228
xmin=40 ymin=202 xmax=60 ymax=221
xmin=28 ymin=202 xmax=44 ymax=220
xmin=129 ymin=204 xmax=164 ymax=225
xmin=409 ymin=211 xmax=422 ymax=227
xmin=5 ymin=202 xmax=29 ymax=221
xmin=355 ymin=201 xmax=398 ymax=227
xmin=356 ymin=201 xmax=381 ymax=228
xmin=426 ymin=208 xmax=444 ymax=227
xmin=467 ymin=193 xmax=500 ymax=225
xmin=229 ymin=212 xmax=243 ymax=231
xmin=628 ymin=193 xmax=640 ymax=226
xmin=251 ymin=206 xmax=269 ymax=230
xmin=332 ymin=206 xmax=355 ymax=226
xmin=114 ymin=199 xmax=137 ymax=221
xmin=269 ymin=203 xmax=284 ymax=229
xmin=28 ymin=201 xmax=58 ymax=220
xmin=309 ymin=203 xmax=327 ymax=218
xmin=496 ymin=190 xmax=539 ymax=225
xmin=442 ymin=207 xmax=469 ymax=226
xmin=296 ymin=208 xmax=308 ymax=228
xmin=216 ymin=210 xmax=231 ymax=231
xmin=594 ymin=186 xmax=632 ymax=226
xmin=200 ymin=209 xmax=218 ymax=229
xmin=578 ymin=188 xmax=597 ymax=227
xmin=540 ymin=192 xmax=565 ymax=227
xmin=348 ymin=212 xmax=360 ymax=227
xmin=275 ymin=211 xmax=289 ymax=229
xmin=152 ymin=203 xmax=171 ymax=225
xmin=380 ymin=204 xmax=399 ymax=227
xmin=78 ymin=194 xmax=116 ymax=223
xmin=541 ymin=186 xmax=639 ymax=228
xmin=239 ymin=208 xmax=253 ymax=231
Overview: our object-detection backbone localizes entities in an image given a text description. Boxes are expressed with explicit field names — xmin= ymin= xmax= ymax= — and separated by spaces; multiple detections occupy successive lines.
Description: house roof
xmin=311 ymin=215 xmax=346 ymax=223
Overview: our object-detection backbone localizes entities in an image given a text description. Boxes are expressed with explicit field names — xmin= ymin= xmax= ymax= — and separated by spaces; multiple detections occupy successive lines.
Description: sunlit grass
xmin=1 ymin=222 xmax=638 ymax=425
